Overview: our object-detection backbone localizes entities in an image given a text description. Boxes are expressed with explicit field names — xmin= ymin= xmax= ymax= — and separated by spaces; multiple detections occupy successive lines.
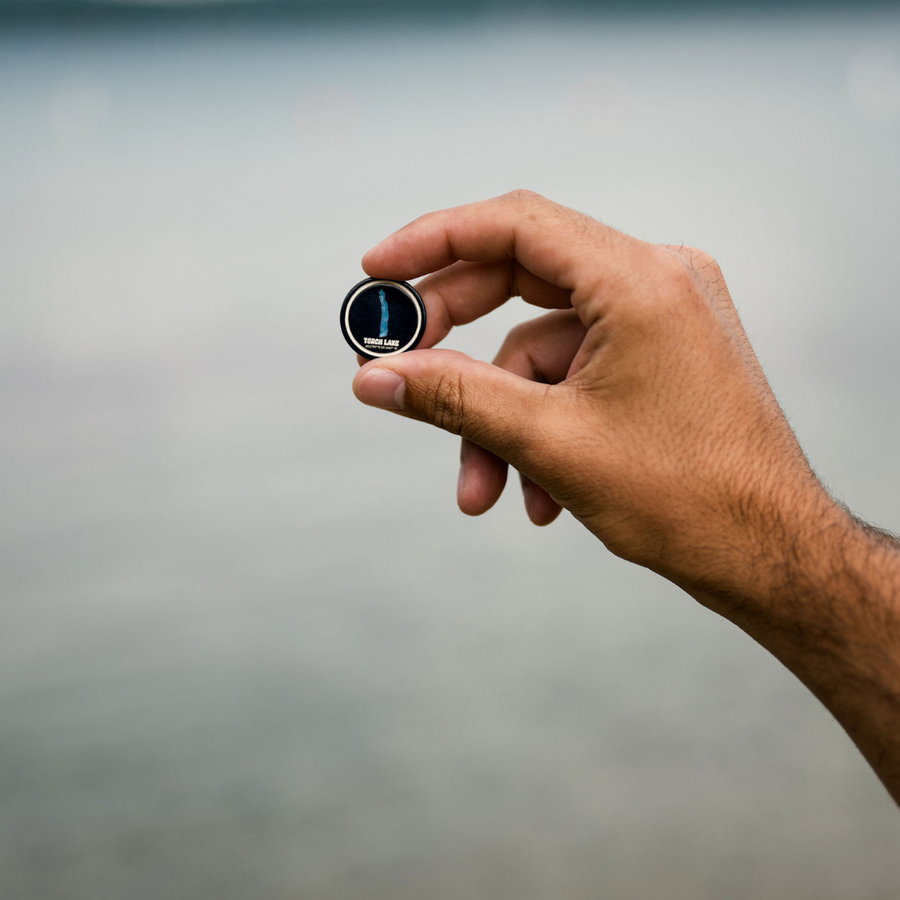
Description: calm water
xmin=1 ymin=8 xmax=900 ymax=898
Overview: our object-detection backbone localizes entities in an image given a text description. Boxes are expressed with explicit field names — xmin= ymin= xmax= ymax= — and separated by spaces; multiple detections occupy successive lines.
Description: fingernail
xmin=355 ymin=368 xmax=405 ymax=411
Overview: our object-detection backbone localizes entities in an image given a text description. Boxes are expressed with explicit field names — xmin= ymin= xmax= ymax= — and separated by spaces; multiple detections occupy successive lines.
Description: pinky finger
xmin=458 ymin=439 xmax=508 ymax=516
xmin=521 ymin=473 xmax=563 ymax=526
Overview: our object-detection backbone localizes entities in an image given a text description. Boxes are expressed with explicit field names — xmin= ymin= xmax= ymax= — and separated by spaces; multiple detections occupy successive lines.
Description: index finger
xmin=361 ymin=190 xmax=636 ymax=294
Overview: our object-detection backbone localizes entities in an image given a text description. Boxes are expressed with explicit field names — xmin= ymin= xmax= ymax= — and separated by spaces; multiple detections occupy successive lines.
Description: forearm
xmin=692 ymin=497 xmax=900 ymax=803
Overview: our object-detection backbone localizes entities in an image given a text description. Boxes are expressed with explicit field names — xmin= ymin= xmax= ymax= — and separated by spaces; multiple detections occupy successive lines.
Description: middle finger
xmin=415 ymin=258 xmax=572 ymax=350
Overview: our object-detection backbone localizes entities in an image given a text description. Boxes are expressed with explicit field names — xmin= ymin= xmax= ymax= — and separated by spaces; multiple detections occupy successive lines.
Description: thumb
xmin=352 ymin=348 xmax=550 ymax=469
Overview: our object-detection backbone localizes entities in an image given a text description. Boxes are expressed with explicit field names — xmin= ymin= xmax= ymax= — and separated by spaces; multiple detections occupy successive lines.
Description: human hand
xmin=351 ymin=190 xmax=900 ymax=802
xmin=352 ymin=190 xmax=828 ymax=599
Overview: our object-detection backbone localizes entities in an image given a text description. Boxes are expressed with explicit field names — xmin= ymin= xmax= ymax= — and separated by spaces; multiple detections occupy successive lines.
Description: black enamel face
xmin=341 ymin=278 xmax=426 ymax=359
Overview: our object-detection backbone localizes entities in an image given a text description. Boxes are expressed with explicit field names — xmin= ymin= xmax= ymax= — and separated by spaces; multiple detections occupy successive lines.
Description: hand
xmin=351 ymin=190 xmax=900 ymax=804
xmin=352 ymin=190 xmax=827 ymax=598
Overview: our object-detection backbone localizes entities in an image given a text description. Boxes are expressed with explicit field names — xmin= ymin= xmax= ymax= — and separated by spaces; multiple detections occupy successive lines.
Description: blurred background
xmin=2 ymin=0 xmax=900 ymax=897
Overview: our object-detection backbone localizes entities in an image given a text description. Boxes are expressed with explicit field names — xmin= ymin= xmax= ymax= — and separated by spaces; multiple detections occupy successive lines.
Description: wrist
xmin=702 ymin=494 xmax=900 ymax=648
xmin=687 ymin=488 xmax=900 ymax=802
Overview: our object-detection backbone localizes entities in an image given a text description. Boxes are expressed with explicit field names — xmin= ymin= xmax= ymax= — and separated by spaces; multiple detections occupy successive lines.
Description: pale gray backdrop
xmin=1 ymin=6 xmax=899 ymax=898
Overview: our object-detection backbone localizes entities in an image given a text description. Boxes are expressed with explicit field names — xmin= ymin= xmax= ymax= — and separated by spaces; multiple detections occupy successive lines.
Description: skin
xmin=351 ymin=190 xmax=900 ymax=804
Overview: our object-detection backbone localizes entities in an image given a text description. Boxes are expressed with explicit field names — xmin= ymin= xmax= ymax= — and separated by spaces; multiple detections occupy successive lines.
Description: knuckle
xmin=662 ymin=244 xmax=726 ymax=291
xmin=419 ymin=371 xmax=467 ymax=435
xmin=614 ymin=246 xmax=705 ymax=332
xmin=503 ymin=188 xmax=544 ymax=206
xmin=686 ymin=248 xmax=726 ymax=296
xmin=684 ymin=246 xmax=723 ymax=278
xmin=647 ymin=247 xmax=708 ymax=306
xmin=653 ymin=244 xmax=697 ymax=283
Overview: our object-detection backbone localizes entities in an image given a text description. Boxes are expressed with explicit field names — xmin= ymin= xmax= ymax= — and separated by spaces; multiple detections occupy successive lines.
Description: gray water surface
xmin=1 ymin=9 xmax=900 ymax=898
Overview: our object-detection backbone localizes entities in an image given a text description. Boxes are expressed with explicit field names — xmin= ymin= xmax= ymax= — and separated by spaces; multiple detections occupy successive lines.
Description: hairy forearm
xmin=692 ymin=496 xmax=900 ymax=803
